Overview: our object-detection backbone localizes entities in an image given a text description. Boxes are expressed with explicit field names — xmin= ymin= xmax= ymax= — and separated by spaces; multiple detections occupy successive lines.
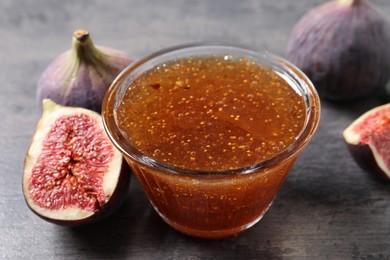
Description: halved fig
xmin=343 ymin=103 xmax=390 ymax=181
xmin=23 ymin=99 xmax=131 ymax=225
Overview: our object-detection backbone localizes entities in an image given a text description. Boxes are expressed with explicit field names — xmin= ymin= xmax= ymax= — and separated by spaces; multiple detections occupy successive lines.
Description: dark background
xmin=1 ymin=0 xmax=390 ymax=259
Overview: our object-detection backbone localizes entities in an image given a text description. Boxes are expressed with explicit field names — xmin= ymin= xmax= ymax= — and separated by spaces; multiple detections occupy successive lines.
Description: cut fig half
xmin=343 ymin=103 xmax=390 ymax=181
xmin=23 ymin=99 xmax=131 ymax=225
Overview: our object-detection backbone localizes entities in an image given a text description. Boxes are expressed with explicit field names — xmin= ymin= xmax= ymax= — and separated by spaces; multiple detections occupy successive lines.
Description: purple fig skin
xmin=37 ymin=29 xmax=133 ymax=113
xmin=286 ymin=0 xmax=390 ymax=100
xmin=343 ymin=103 xmax=390 ymax=182
xmin=345 ymin=142 xmax=390 ymax=182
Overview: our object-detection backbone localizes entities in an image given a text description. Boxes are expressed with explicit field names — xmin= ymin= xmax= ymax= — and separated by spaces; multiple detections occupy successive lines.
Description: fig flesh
xmin=37 ymin=29 xmax=133 ymax=113
xmin=23 ymin=99 xmax=131 ymax=225
xmin=286 ymin=0 xmax=390 ymax=100
xmin=343 ymin=103 xmax=390 ymax=181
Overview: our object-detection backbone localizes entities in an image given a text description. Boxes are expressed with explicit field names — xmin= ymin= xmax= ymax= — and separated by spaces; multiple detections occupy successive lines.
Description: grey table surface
xmin=1 ymin=0 xmax=390 ymax=259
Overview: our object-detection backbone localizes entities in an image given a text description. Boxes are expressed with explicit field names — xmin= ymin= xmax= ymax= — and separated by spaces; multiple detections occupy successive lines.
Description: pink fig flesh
xmin=23 ymin=99 xmax=131 ymax=225
xmin=343 ymin=103 xmax=390 ymax=181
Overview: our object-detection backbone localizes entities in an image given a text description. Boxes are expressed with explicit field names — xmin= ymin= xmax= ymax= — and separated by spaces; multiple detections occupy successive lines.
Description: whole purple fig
xmin=37 ymin=29 xmax=133 ymax=113
xmin=286 ymin=0 xmax=390 ymax=100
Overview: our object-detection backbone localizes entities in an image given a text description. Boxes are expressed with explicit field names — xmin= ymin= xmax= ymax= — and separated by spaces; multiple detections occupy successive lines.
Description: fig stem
xmin=71 ymin=29 xmax=106 ymax=65
xmin=74 ymin=29 xmax=90 ymax=43
xmin=339 ymin=0 xmax=363 ymax=6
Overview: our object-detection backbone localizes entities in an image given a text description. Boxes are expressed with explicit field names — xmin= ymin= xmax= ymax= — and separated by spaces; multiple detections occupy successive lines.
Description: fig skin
xmin=286 ymin=0 xmax=390 ymax=100
xmin=345 ymin=142 xmax=390 ymax=182
xmin=343 ymin=103 xmax=390 ymax=181
xmin=37 ymin=29 xmax=133 ymax=113
xmin=23 ymin=99 xmax=132 ymax=226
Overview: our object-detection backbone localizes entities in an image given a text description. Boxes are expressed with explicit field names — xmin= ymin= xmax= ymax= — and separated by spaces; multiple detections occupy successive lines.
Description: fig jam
xmin=114 ymin=55 xmax=307 ymax=238
xmin=116 ymin=56 xmax=306 ymax=170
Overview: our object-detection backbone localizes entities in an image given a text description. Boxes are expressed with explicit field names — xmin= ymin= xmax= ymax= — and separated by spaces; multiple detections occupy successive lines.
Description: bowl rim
xmin=102 ymin=43 xmax=321 ymax=176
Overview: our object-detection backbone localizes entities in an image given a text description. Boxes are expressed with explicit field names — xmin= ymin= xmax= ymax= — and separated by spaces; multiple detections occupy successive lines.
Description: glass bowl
xmin=102 ymin=44 xmax=320 ymax=238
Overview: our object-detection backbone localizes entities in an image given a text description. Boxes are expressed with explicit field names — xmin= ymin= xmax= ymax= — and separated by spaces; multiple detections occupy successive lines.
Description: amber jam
xmin=115 ymin=57 xmax=306 ymax=171
xmin=103 ymin=46 xmax=320 ymax=239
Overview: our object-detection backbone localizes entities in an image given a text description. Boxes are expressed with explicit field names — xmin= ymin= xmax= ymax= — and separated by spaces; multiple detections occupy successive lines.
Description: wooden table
xmin=1 ymin=0 xmax=389 ymax=258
